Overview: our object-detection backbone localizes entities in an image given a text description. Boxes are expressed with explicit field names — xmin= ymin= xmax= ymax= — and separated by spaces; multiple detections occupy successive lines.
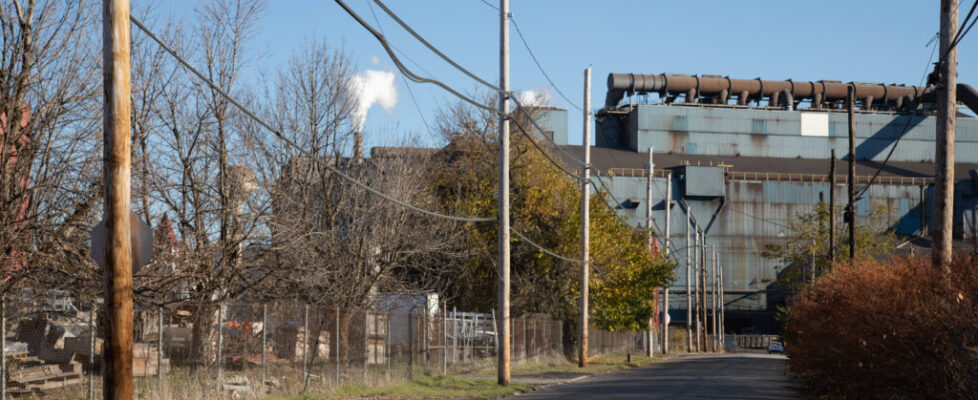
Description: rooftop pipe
xmin=604 ymin=73 xmax=978 ymax=115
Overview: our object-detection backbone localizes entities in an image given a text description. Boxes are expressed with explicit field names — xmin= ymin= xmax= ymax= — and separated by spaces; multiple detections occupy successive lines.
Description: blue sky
xmin=160 ymin=1 xmax=974 ymax=152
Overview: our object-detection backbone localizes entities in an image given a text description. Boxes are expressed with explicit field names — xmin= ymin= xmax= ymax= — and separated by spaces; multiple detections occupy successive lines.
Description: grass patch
xmin=329 ymin=374 xmax=534 ymax=399
xmin=261 ymin=395 xmax=321 ymax=400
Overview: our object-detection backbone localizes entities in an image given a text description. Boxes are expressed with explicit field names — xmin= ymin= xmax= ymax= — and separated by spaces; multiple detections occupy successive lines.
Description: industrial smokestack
xmin=354 ymin=131 xmax=363 ymax=163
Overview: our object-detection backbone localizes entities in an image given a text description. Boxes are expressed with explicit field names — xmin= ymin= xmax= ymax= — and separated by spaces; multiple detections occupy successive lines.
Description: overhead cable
xmin=334 ymin=0 xmax=498 ymax=114
xmin=510 ymin=17 xmax=584 ymax=112
xmin=370 ymin=0 xmax=501 ymax=92
xmin=856 ymin=34 xmax=940 ymax=201
xmin=509 ymin=117 xmax=585 ymax=181
xmin=363 ymin=0 xmax=589 ymax=170
xmin=510 ymin=227 xmax=617 ymax=284
xmin=935 ymin=0 xmax=977 ymax=67
xmin=130 ymin=15 xmax=494 ymax=223
xmin=364 ymin=0 xmax=435 ymax=138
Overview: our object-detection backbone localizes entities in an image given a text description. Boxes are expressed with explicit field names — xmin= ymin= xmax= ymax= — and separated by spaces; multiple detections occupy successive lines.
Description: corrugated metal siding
xmin=596 ymin=174 xmax=937 ymax=313
xmin=626 ymin=105 xmax=978 ymax=162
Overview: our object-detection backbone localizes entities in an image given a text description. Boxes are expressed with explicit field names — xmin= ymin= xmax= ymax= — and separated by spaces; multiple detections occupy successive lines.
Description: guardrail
xmin=725 ymin=334 xmax=781 ymax=353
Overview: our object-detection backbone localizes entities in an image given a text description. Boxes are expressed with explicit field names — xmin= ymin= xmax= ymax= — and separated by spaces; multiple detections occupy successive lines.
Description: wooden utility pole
xmin=102 ymin=1 xmax=134 ymax=398
xmin=685 ymin=210 xmax=692 ymax=352
xmin=662 ymin=172 xmax=672 ymax=354
xmin=847 ymin=85 xmax=856 ymax=262
xmin=579 ymin=67 xmax=591 ymax=368
xmin=829 ymin=149 xmax=836 ymax=265
xmin=645 ymin=147 xmax=654 ymax=357
xmin=934 ymin=0 xmax=958 ymax=273
xmin=497 ymin=0 xmax=511 ymax=385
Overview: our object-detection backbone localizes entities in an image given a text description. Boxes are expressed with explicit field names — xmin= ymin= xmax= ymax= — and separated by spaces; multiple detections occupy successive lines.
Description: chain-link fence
xmin=1 ymin=291 xmax=659 ymax=399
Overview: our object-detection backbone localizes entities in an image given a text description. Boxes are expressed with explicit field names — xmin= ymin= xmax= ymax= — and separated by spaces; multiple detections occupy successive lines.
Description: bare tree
xmin=143 ymin=0 xmax=273 ymax=366
xmin=245 ymin=38 xmax=471 ymax=359
xmin=0 ymin=1 xmax=102 ymax=300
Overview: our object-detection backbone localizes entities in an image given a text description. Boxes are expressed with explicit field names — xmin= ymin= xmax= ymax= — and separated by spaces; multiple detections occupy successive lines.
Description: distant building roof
xmin=558 ymin=145 xmax=978 ymax=182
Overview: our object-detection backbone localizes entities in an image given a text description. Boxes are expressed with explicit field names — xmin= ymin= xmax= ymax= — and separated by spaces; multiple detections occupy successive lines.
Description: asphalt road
xmin=512 ymin=353 xmax=805 ymax=400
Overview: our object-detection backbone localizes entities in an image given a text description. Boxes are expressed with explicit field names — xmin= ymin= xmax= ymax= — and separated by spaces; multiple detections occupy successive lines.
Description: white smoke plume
xmin=517 ymin=88 xmax=552 ymax=107
xmin=350 ymin=69 xmax=399 ymax=131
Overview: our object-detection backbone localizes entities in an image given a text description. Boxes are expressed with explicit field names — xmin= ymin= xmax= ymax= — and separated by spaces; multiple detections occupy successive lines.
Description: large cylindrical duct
xmin=604 ymin=73 xmax=944 ymax=112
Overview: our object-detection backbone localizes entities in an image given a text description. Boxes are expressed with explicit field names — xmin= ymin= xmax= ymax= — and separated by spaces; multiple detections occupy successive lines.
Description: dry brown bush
xmin=787 ymin=256 xmax=978 ymax=399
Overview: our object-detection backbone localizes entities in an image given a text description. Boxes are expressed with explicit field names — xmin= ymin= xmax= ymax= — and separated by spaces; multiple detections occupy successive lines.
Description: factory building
xmin=544 ymin=73 xmax=978 ymax=333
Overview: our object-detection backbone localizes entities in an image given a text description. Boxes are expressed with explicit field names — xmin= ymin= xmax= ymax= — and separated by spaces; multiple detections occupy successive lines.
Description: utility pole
xmin=685 ymin=210 xmax=692 ymax=352
xmin=717 ymin=241 xmax=727 ymax=348
xmin=102 ymin=1 xmax=134 ymax=399
xmin=645 ymin=147 xmax=654 ymax=358
xmin=700 ymin=232 xmax=710 ymax=351
xmin=693 ymin=225 xmax=701 ymax=352
xmin=847 ymin=85 xmax=856 ymax=263
xmin=829 ymin=149 xmax=836 ymax=265
xmin=934 ymin=0 xmax=958 ymax=273
xmin=710 ymin=244 xmax=717 ymax=353
xmin=579 ymin=67 xmax=591 ymax=368
xmin=497 ymin=0 xmax=511 ymax=385
xmin=662 ymin=172 xmax=672 ymax=355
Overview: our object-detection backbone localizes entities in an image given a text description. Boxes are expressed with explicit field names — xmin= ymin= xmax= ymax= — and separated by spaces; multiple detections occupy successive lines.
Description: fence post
xmin=261 ymin=304 xmax=267 ymax=395
xmin=335 ymin=307 xmax=340 ymax=385
xmin=408 ymin=311 xmax=414 ymax=380
xmin=452 ymin=307 xmax=457 ymax=363
xmin=157 ymin=306 xmax=163 ymax=400
xmin=491 ymin=310 xmax=497 ymax=357
xmin=522 ymin=318 xmax=527 ymax=360
xmin=88 ymin=304 xmax=94 ymax=400
xmin=2 ymin=293 xmax=7 ymax=400
xmin=302 ymin=304 xmax=308 ymax=385
xmin=363 ymin=311 xmax=368 ymax=382
xmin=217 ymin=303 xmax=225 ymax=393
xmin=442 ymin=305 xmax=447 ymax=375
xmin=484 ymin=315 xmax=489 ymax=357
xmin=385 ymin=311 xmax=391 ymax=382
xmin=423 ymin=304 xmax=429 ymax=370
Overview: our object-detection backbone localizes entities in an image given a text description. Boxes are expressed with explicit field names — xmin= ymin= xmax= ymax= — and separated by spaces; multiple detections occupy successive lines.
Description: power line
xmin=364 ymin=0 xmax=589 ymax=169
xmin=855 ymin=33 xmax=941 ymax=201
xmin=935 ymin=1 xmax=977 ymax=69
xmin=476 ymin=0 xmax=499 ymax=11
xmin=510 ymin=227 xmax=617 ymax=284
xmin=334 ymin=0 xmax=498 ymax=114
xmin=130 ymin=15 xmax=494 ymax=224
xmin=510 ymin=17 xmax=583 ymax=112
xmin=364 ymin=0 xmax=434 ymax=138
xmin=509 ymin=117 xmax=585 ymax=181
xmin=510 ymin=227 xmax=580 ymax=264
xmin=471 ymin=0 xmax=584 ymax=112
xmin=369 ymin=0 xmax=501 ymax=92
xmin=346 ymin=0 xmax=587 ymax=178
xmin=951 ymin=1 xmax=978 ymax=52
xmin=726 ymin=207 xmax=789 ymax=229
